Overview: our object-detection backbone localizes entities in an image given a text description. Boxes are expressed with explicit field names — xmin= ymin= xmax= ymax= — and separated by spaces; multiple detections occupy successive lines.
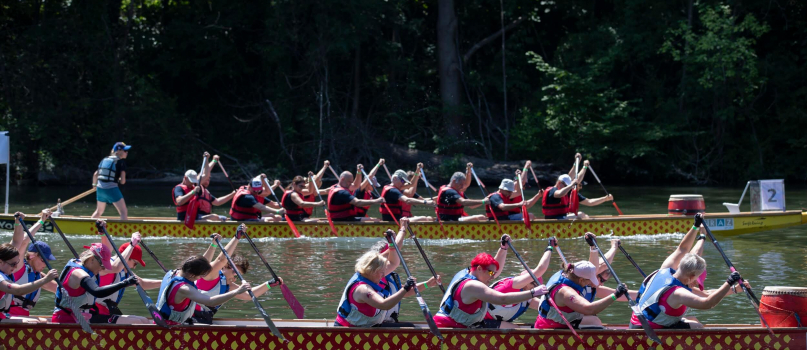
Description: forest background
xmin=1 ymin=0 xmax=805 ymax=185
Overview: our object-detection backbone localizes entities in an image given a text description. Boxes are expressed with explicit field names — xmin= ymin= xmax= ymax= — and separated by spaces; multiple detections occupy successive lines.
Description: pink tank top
xmin=484 ymin=278 xmax=520 ymax=320
xmin=194 ymin=275 xmax=221 ymax=311
xmin=629 ymin=286 xmax=686 ymax=328
xmin=433 ymin=279 xmax=483 ymax=328
xmin=534 ymin=284 xmax=576 ymax=329
xmin=8 ymin=266 xmax=29 ymax=316
xmin=165 ymin=281 xmax=192 ymax=326
xmin=335 ymin=282 xmax=379 ymax=327
xmin=51 ymin=268 xmax=91 ymax=324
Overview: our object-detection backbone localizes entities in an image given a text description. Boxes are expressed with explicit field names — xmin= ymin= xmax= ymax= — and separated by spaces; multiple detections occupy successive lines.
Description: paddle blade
xmin=281 ymin=284 xmax=305 ymax=319
xmin=325 ymin=210 xmax=339 ymax=236
xmin=547 ymin=296 xmax=583 ymax=344
xmin=249 ymin=292 xmax=286 ymax=342
xmin=66 ymin=296 xmax=94 ymax=334
xmin=613 ymin=202 xmax=624 ymax=215
xmin=284 ymin=215 xmax=301 ymax=238
xmin=136 ymin=285 xmax=170 ymax=328
xmin=632 ymin=305 xmax=662 ymax=345
xmin=184 ymin=196 xmax=199 ymax=230
xmin=416 ymin=296 xmax=444 ymax=341
xmin=522 ymin=206 xmax=532 ymax=232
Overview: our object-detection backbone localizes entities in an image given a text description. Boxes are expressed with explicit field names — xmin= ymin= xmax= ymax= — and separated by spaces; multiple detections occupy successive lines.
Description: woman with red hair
xmin=433 ymin=235 xmax=548 ymax=329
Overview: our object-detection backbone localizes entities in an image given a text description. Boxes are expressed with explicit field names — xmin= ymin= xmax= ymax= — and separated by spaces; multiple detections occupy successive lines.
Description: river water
xmin=3 ymin=184 xmax=807 ymax=325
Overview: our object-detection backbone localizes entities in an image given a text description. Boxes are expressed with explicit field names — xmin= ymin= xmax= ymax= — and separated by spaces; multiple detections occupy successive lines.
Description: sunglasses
xmin=2 ymin=259 xmax=19 ymax=268
xmin=93 ymin=255 xmax=105 ymax=269
xmin=597 ymin=272 xmax=610 ymax=284
xmin=474 ymin=265 xmax=496 ymax=276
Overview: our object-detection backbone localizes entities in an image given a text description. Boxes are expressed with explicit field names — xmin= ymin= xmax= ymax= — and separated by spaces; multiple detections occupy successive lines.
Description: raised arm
xmin=462 ymin=163 xmax=473 ymax=192
xmin=201 ymin=234 xmax=222 ymax=262
xmin=660 ymin=214 xmax=703 ymax=270
xmin=106 ymin=232 xmax=140 ymax=275
xmin=313 ymin=161 xmax=330 ymax=188
xmin=349 ymin=165 xmax=363 ymax=193
xmin=361 ymin=159 xmax=384 ymax=188
xmin=492 ymin=235 xmax=510 ymax=279
xmin=511 ymin=239 xmax=554 ymax=290
xmin=212 ymin=190 xmax=236 ymax=206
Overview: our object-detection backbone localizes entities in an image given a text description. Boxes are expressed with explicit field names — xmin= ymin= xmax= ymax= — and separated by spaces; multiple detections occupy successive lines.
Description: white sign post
xmin=759 ymin=179 xmax=785 ymax=212
xmin=0 ymin=132 xmax=8 ymax=214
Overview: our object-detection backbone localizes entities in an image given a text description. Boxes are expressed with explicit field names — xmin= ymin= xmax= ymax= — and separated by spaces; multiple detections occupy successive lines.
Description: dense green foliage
xmin=1 ymin=0 xmax=805 ymax=184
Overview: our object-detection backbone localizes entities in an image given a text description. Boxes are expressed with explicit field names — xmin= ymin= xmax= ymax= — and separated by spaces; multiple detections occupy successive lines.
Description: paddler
xmin=484 ymin=177 xmax=541 ymax=222
xmin=91 ymin=142 xmax=131 ymax=220
xmin=6 ymin=210 xmax=58 ymax=321
xmin=229 ymin=174 xmax=286 ymax=222
xmin=433 ymin=235 xmax=549 ymax=329
xmin=629 ymin=214 xmax=749 ymax=329
xmin=156 ymin=255 xmax=250 ymax=325
xmin=435 ymin=163 xmax=486 ymax=222
xmin=196 ymin=153 xmax=237 ymax=221
xmin=484 ymin=237 xmax=555 ymax=327
xmin=327 ymin=165 xmax=385 ymax=222
xmin=379 ymin=169 xmax=435 ymax=223
xmin=281 ymin=175 xmax=326 ymax=222
xmin=398 ymin=164 xmax=435 ymax=222
xmin=542 ymin=155 xmax=613 ymax=220
xmin=0 ymin=243 xmax=58 ymax=323
xmin=353 ymin=160 xmax=384 ymax=218
xmin=192 ymin=227 xmax=281 ymax=324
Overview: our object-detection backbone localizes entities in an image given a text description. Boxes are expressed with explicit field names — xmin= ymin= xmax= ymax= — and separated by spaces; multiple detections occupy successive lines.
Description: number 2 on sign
xmin=768 ymin=189 xmax=777 ymax=202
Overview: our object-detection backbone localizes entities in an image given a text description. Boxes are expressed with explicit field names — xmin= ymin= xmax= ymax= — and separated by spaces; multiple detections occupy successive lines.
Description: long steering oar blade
xmin=617 ymin=242 xmax=646 ymax=278
xmin=702 ymin=222 xmax=774 ymax=335
xmin=585 ymin=234 xmax=661 ymax=345
xmin=139 ymin=240 xmax=168 ymax=273
xmin=96 ymin=222 xmax=170 ymax=328
xmin=17 ymin=215 xmax=94 ymax=334
xmin=241 ymin=230 xmax=305 ymax=319
xmin=385 ymin=230 xmax=443 ymax=341
xmin=214 ymin=232 xmax=286 ymax=341
xmin=310 ymin=175 xmax=338 ymax=236
xmin=48 ymin=217 xmax=79 ymax=259
xmin=264 ymin=178 xmax=300 ymax=238
xmin=506 ymin=240 xmax=582 ymax=344
xmin=217 ymin=161 xmax=237 ymax=191
xmin=588 ymin=166 xmax=623 ymax=215
xmin=517 ymin=171 xmax=532 ymax=232
xmin=419 ymin=168 xmax=446 ymax=238
xmin=406 ymin=225 xmax=446 ymax=294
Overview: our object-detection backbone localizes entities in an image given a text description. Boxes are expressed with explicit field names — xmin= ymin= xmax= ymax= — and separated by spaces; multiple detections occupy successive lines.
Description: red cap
xmin=119 ymin=242 xmax=146 ymax=267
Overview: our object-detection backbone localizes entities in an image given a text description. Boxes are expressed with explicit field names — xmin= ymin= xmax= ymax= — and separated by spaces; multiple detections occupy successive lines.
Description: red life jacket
xmin=197 ymin=188 xmax=214 ymax=214
xmin=353 ymin=189 xmax=373 ymax=217
xmin=229 ymin=186 xmax=267 ymax=220
xmin=281 ymin=190 xmax=306 ymax=216
xmin=485 ymin=192 xmax=518 ymax=220
xmin=173 ymin=184 xmax=193 ymax=213
xmin=328 ymin=185 xmax=356 ymax=219
xmin=302 ymin=194 xmax=315 ymax=216
xmin=379 ymin=185 xmax=403 ymax=217
xmin=569 ymin=188 xmax=580 ymax=215
xmin=436 ymin=185 xmax=465 ymax=216
xmin=509 ymin=195 xmax=523 ymax=215
xmin=541 ymin=186 xmax=569 ymax=217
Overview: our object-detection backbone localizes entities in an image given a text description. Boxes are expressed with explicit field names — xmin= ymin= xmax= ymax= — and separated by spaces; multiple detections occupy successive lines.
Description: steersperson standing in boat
xmin=542 ymin=155 xmax=613 ymax=220
xmin=354 ymin=160 xmax=384 ymax=218
xmin=484 ymin=178 xmax=541 ymax=222
xmin=281 ymin=174 xmax=325 ymax=222
xmin=436 ymin=164 xmax=486 ymax=222
xmin=328 ymin=165 xmax=385 ymax=222
xmin=484 ymin=237 xmax=555 ymax=326
xmin=192 ymin=228 xmax=281 ymax=324
xmin=91 ymin=142 xmax=131 ymax=220
xmin=229 ymin=175 xmax=286 ymax=222
xmin=334 ymin=247 xmax=418 ymax=327
xmin=195 ymin=153 xmax=237 ymax=221
xmin=51 ymin=241 xmax=139 ymax=324
xmin=6 ymin=210 xmax=58 ymax=320
xmin=0 ymin=243 xmax=58 ymax=323
xmin=629 ymin=214 xmax=750 ymax=330
xmin=379 ymin=169 xmax=435 ymax=223
xmin=156 ymin=255 xmax=250 ymax=325
xmin=433 ymin=235 xmax=549 ymax=329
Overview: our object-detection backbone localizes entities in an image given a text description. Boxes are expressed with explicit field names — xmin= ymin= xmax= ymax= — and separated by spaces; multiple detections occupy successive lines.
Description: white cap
xmin=185 ymin=170 xmax=199 ymax=184
xmin=250 ymin=176 xmax=263 ymax=190
xmin=498 ymin=179 xmax=515 ymax=192
xmin=572 ymin=261 xmax=599 ymax=287
xmin=372 ymin=176 xmax=381 ymax=187
xmin=558 ymin=174 xmax=572 ymax=186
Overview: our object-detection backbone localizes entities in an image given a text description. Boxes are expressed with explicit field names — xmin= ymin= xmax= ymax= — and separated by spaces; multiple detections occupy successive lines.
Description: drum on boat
xmin=760 ymin=286 xmax=807 ymax=327
xmin=667 ymin=194 xmax=705 ymax=216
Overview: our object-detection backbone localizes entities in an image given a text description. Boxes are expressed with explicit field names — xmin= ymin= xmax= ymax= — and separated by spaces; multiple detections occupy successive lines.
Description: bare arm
xmin=174 ymin=187 xmax=197 ymax=206
xmin=212 ymin=191 xmax=236 ymax=206
xmin=290 ymin=192 xmax=324 ymax=207
xmin=382 ymin=224 xmax=407 ymax=276
xmin=201 ymin=234 xmax=222 ymax=262
xmin=118 ymin=171 xmax=126 ymax=185
xmin=178 ymin=282 xmax=248 ymax=307
xmin=462 ymin=164 xmax=473 ymax=192
xmin=350 ymin=197 xmax=383 ymax=207
xmin=0 ymin=271 xmax=58 ymax=296
xmin=354 ymin=283 xmax=409 ymax=310
xmin=313 ymin=161 xmax=329 ymax=188
xmin=660 ymin=223 xmax=702 ymax=270
xmin=555 ymin=286 xmax=617 ymax=315
xmin=511 ymin=248 xmax=553 ymax=290
xmin=349 ymin=165 xmax=363 ymax=193
xmin=253 ymin=202 xmax=284 ymax=215
xmin=668 ymin=284 xmax=731 ymax=310
xmin=493 ymin=237 xmax=509 ymax=279
xmin=463 ymin=280 xmax=534 ymax=305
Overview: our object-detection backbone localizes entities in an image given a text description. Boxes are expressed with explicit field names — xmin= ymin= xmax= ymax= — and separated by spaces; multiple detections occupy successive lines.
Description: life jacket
xmin=353 ymin=189 xmax=374 ymax=217
xmin=53 ymin=259 xmax=96 ymax=317
xmin=509 ymin=195 xmax=524 ymax=215
xmin=229 ymin=186 xmax=266 ymax=221
xmin=436 ymin=269 xmax=488 ymax=327
xmin=195 ymin=271 xmax=230 ymax=314
xmin=537 ymin=271 xmax=588 ymax=325
xmin=436 ymin=185 xmax=465 ymax=216
xmin=96 ymin=156 xmax=119 ymax=183
xmin=94 ymin=270 xmax=128 ymax=316
xmin=542 ymin=186 xmax=570 ymax=217
xmin=635 ymin=268 xmax=691 ymax=327
xmin=156 ymin=270 xmax=198 ymax=324
xmin=485 ymin=192 xmax=517 ymax=221
xmin=569 ymin=188 xmax=580 ymax=215
xmin=379 ymin=185 xmax=403 ymax=217
xmin=281 ymin=190 xmax=306 ymax=216
xmin=327 ymin=185 xmax=356 ymax=219
xmin=380 ymin=272 xmax=402 ymax=323
xmin=8 ymin=260 xmax=42 ymax=316
xmin=336 ymin=272 xmax=390 ymax=327
xmin=302 ymin=194 xmax=315 ymax=216
xmin=173 ymin=184 xmax=193 ymax=213
xmin=197 ymin=187 xmax=214 ymax=215
xmin=486 ymin=277 xmax=531 ymax=322
xmin=0 ymin=272 xmax=12 ymax=315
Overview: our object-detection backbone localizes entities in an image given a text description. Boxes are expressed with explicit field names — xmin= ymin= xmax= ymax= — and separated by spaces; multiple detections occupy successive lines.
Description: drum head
xmin=762 ymin=286 xmax=807 ymax=296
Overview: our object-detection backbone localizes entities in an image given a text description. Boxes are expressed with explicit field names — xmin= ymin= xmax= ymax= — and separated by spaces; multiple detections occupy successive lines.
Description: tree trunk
xmin=437 ymin=0 xmax=464 ymax=138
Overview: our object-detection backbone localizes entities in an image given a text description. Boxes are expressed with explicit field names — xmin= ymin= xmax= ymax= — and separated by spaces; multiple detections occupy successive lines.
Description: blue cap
xmin=112 ymin=142 xmax=132 ymax=152
xmin=27 ymin=241 xmax=56 ymax=261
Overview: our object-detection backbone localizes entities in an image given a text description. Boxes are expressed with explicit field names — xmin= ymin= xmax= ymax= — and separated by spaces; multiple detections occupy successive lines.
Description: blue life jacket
xmin=436 ymin=269 xmax=488 ymax=326
xmin=381 ymin=272 xmax=402 ymax=322
xmin=94 ymin=270 xmax=129 ymax=315
xmin=11 ymin=260 xmax=42 ymax=311
xmin=54 ymin=259 xmax=96 ymax=314
xmin=336 ymin=272 xmax=390 ymax=327
xmin=156 ymin=270 xmax=198 ymax=324
xmin=538 ymin=271 xmax=588 ymax=324
xmin=197 ymin=270 xmax=230 ymax=314
xmin=97 ymin=156 xmax=119 ymax=183
xmin=636 ymin=268 xmax=691 ymax=327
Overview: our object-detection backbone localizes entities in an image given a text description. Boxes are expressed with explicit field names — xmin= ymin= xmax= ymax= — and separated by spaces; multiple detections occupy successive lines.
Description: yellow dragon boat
xmin=2 ymin=210 xmax=804 ymax=239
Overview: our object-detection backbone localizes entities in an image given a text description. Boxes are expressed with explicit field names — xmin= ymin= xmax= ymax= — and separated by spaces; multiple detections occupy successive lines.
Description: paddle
xmin=405 ymin=225 xmax=446 ymax=293
xmin=418 ymin=168 xmax=446 ymax=238
xmin=469 ymin=167 xmax=488 ymax=197
xmin=16 ymin=215 xmax=94 ymax=334
xmin=184 ymin=155 xmax=208 ymax=230
xmin=217 ymin=160 xmax=237 ymax=192
xmin=328 ymin=165 xmax=340 ymax=180
xmin=588 ymin=165 xmax=623 ymax=215
xmin=96 ymin=221 xmax=171 ymax=328
xmin=309 ymin=174 xmax=338 ymax=236
xmin=360 ymin=167 xmax=400 ymax=227
xmin=48 ymin=188 xmax=97 ymax=212
xmin=617 ymin=242 xmax=646 ymax=278
xmin=516 ymin=170 xmax=532 ymax=232
xmin=505 ymin=239 xmax=583 ymax=344
xmin=553 ymin=236 xmax=570 ymax=268
xmin=212 ymin=234 xmax=286 ymax=341
xmin=48 ymin=217 xmax=79 ymax=259
xmin=701 ymin=222 xmax=774 ymax=335
xmin=567 ymin=158 xmax=580 ymax=215
xmin=383 ymin=164 xmax=393 ymax=183
xmin=139 ymin=240 xmax=168 ymax=273
xmin=240 ymin=230 xmax=305 ymax=319
xmin=263 ymin=178 xmax=301 ymax=238
xmin=585 ymin=234 xmax=662 ymax=345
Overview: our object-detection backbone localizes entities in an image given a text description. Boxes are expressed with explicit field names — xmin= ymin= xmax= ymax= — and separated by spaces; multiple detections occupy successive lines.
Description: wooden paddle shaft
xmin=49 ymin=187 xmax=96 ymax=211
